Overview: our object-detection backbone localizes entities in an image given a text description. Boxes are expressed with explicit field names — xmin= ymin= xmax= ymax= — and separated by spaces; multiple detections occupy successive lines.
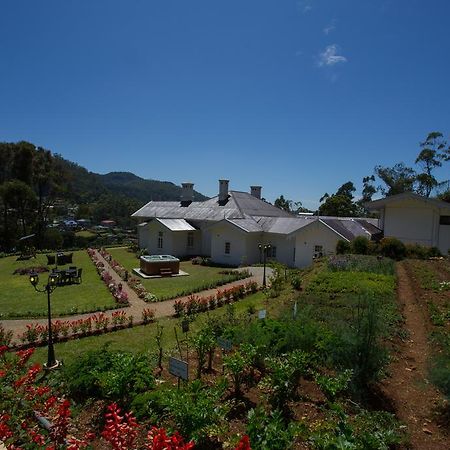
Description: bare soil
xmin=379 ymin=260 xmax=449 ymax=450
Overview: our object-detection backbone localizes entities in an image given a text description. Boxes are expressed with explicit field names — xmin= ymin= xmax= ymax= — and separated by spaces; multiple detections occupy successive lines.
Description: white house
xmin=366 ymin=192 xmax=450 ymax=255
xmin=132 ymin=179 xmax=381 ymax=268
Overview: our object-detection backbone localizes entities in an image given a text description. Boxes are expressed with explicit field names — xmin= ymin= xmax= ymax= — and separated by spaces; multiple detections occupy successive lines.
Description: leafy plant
xmin=162 ymin=379 xmax=230 ymax=444
xmin=247 ymin=407 xmax=300 ymax=450
xmin=223 ymin=344 xmax=256 ymax=396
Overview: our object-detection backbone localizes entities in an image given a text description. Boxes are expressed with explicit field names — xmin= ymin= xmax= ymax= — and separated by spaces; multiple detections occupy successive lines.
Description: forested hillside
xmin=0 ymin=141 xmax=207 ymax=251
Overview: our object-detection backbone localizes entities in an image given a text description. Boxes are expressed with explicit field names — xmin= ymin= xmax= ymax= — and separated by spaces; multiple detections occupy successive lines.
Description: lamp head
xmin=48 ymin=272 xmax=59 ymax=287
xmin=29 ymin=272 xmax=39 ymax=287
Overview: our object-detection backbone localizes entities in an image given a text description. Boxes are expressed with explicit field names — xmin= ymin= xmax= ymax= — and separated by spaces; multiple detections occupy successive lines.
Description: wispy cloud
xmin=297 ymin=0 xmax=314 ymax=14
xmin=323 ymin=19 xmax=337 ymax=35
xmin=317 ymin=44 xmax=347 ymax=67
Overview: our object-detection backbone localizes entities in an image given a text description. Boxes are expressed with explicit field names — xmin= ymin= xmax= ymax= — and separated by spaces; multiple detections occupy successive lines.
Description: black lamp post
xmin=29 ymin=271 xmax=61 ymax=370
xmin=258 ymin=243 xmax=271 ymax=287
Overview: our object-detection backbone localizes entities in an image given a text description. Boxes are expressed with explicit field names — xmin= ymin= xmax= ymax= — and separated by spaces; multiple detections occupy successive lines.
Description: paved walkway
xmin=1 ymin=250 xmax=272 ymax=343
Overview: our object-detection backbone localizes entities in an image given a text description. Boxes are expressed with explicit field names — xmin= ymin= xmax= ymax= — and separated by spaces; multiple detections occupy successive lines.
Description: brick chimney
xmin=250 ymin=186 xmax=262 ymax=199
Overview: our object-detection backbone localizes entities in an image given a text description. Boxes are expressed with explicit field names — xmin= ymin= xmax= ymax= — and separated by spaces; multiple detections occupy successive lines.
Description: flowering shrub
xmin=173 ymin=283 xmax=259 ymax=317
xmin=142 ymin=308 xmax=156 ymax=324
xmin=17 ymin=312 xmax=129 ymax=346
xmin=0 ymin=324 xmax=13 ymax=347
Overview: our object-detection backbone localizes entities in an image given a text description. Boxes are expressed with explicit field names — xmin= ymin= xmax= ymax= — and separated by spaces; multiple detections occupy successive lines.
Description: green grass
xmin=306 ymin=270 xmax=395 ymax=297
xmin=32 ymin=291 xmax=268 ymax=365
xmin=0 ymin=251 xmax=117 ymax=318
xmin=75 ymin=230 xmax=97 ymax=238
xmin=108 ymin=248 xmax=246 ymax=299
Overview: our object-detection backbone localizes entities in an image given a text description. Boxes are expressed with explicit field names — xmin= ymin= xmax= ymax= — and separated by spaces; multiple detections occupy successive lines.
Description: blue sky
xmin=1 ymin=0 xmax=449 ymax=209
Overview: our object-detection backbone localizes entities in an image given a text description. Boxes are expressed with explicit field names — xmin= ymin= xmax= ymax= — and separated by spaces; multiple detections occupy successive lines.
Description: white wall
xmin=264 ymin=233 xmax=297 ymax=267
xmin=438 ymin=224 xmax=450 ymax=255
xmin=172 ymin=230 xmax=202 ymax=256
xmin=384 ymin=201 xmax=437 ymax=247
xmin=139 ymin=221 xmax=174 ymax=255
xmin=294 ymin=221 xmax=342 ymax=268
xmin=210 ymin=224 xmax=248 ymax=266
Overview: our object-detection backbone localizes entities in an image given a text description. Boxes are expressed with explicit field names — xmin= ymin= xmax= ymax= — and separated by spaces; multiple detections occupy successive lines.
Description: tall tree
xmin=374 ymin=163 xmax=417 ymax=196
xmin=274 ymin=195 xmax=310 ymax=214
xmin=415 ymin=132 xmax=448 ymax=197
xmin=318 ymin=181 xmax=358 ymax=217
xmin=361 ymin=175 xmax=376 ymax=203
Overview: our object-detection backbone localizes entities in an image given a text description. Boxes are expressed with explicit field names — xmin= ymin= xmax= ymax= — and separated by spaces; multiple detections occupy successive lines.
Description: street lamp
xmin=258 ymin=243 xmax=271 ymax=287
xmin=29 ymin=271 xmax=61 ymax=370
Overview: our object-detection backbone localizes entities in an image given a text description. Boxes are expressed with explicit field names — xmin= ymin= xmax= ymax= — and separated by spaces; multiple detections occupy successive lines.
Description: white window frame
xmin=187 ymin=231 xmax=194 ymax=248
xmin=157 ymin=231 xmax=163 ymax=249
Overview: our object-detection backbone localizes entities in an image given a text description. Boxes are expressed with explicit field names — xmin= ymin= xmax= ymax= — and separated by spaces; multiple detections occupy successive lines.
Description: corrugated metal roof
xmin=255 ymin=216 xmax=317 ymax=234
xmin=132 ymin=191 xmax=294 ymax=221
xmin=156 ymin=218 xmax=196 ymax=231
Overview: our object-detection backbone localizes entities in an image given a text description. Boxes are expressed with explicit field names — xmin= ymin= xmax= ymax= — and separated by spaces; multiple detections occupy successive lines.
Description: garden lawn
xmin=32 ymin=291 xmax=268 ymax=365
xmin=108 ymin=247 xmax=247 ymax=299
xmin=0 ymin=251 xmax=117 ymax=318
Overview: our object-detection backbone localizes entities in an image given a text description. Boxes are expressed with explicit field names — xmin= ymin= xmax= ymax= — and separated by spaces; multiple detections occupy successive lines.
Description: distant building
xmin=100 ymin=220 xmax=116 ymax=228
xmin=132 ymin=180 xmax=380 ymax=267
xmin=366 ymin=192 xmax=450 ymax=255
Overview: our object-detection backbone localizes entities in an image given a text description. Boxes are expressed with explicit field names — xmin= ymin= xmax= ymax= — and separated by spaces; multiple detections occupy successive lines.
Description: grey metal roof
xmin=156 ymin=218 xmax=196 ymax=231
xmin=255 ymin=216 xmax=317 ymax=234
xmin=366 ymin=192 xmax=450 ymax=211
xmin=132 ymin=191 xmax=293 ymax=221
xmin=320 ymin=218 xmax=382 ymax=241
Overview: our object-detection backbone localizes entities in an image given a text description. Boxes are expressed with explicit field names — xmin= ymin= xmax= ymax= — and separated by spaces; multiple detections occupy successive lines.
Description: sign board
xmin=217 ymin=337 xmax=232 ymax=351
xmin=169 ymin=357 xmax=189 ymax=381
xmin=258 ymin=309 xmax=267 ymax=320
xmin=181 ymin=319 xmax=189 ymax=333
xmin=293 ymin=301 xmax=298 ymax=318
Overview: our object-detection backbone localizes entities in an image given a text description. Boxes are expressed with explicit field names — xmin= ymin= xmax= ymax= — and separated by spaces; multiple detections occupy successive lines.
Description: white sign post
xmin=258 ymin=309 xmax=267 ymax=320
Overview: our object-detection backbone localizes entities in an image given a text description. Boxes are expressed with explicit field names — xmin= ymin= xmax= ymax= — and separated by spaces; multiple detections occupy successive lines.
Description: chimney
xmin=218 ymin=179 xmax=229 ymax=203
xmin=250 ymin=186 xmax=262 ymax=199
xmin=181 ymin=182 xmax=194 ymax=204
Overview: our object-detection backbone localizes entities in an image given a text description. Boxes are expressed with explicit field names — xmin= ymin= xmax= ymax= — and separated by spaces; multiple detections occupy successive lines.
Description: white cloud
xmin=323 ymin=24 xmax=335 ymax=35
xmin=297 ymin=0 xmax=314 ymax=14
xmin=317 ymin=44 xmax=347 ymax=67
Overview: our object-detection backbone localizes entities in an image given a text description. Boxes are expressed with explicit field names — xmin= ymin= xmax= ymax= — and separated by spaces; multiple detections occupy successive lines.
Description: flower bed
xmin=16 ymin=311 xmax=133 ymax=346
xmin=87 ymin=248 xmax=130 ymax=306
xmin=173 ymin=280 xmax=258 ymax=317
xmin=0 ymin=347 xmax=196 ymax=449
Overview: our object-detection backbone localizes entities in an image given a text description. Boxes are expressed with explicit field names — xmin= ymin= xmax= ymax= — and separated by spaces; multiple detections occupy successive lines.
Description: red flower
xmin=235 ymin=435 xmax=251 ymax=450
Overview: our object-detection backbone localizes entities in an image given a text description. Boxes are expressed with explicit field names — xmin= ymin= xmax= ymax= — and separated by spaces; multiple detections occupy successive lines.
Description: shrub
xmin=63 ymin=346 xmax=155 ymax=405
xmin=162 ymin=379 xmax=230 ymax=444
xmin=336 ymin=239 xmax=351 ymax=255
xmin=352 ymin=236 xmax=370 ymax=255
xmin=0 ymin=324 xmax=13 ymax=347
xmin=247 ymin=407 xmax=299 ymax=450
xmin=379 ymin=237 xmax=406 ymax=260
xmin=260 ymin=350 xmax=312 ymax=412
xmin=42 ymin=228 xmax=63 ymax=250
xmin=223 ymin=344 xmax=256 ymax=396
xmin=291 ymin=275 xmax=302 ymax=290
xmin=429 ymin=355 xmax=450 ymax=400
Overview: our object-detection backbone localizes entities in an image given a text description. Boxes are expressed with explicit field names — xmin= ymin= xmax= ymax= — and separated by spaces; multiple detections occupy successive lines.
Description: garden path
xmin=1 ymin=250 xmax=271 ymax=343
xmin=379 ymin=261 xmax=449 ymax=450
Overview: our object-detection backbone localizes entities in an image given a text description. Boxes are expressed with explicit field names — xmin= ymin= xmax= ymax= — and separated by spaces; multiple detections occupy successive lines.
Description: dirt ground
xmin=379 ymin=260 xmax=449 ymax=450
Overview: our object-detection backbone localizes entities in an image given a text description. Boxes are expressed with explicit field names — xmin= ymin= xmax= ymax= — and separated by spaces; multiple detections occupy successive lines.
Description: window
xmin=225 ymin=242 xmax=231 ymax=254
xmin=269 ymin=246 xmax=277 ymax=258
xmin=314 ymin=245 xmax=323 ymax=258
xmin=187 ymin=232 xmax=194 ymax=247
xmin=440 ymin=215 xmax=450 ymax=225
xmin=157 ymin=231 xmax=163 ymax=249
xmin=293 ymin=247 xmax=296 ymax=262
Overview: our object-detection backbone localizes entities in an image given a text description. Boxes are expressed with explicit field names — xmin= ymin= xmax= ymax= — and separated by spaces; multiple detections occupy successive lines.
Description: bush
xmin=63 ymin=346 xmax=155 ymax=405
xmin=429 ymin=355 xmax=450 ymax=400
xmin=291 ymin=275 xmax=302 ymax=290
xmin=379 ymin=237 xmax=406 ymax=260
xmin=352 ymin=236 xmax=370 ymax=255
xmin=336 ymin=240 xmax=351 ymax=254
xmin=247 ymin=407 xmax=299 ymax=450
xmin=161 ymin=379 xmax=230 ymax=444
xmin=42 ymin=228 xmax=63 ymax=250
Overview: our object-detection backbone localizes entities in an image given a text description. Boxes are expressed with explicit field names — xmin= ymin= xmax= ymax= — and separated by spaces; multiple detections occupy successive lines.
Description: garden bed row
xmin=87 ymin=248 xmax=129 ymax=305
xmin=173 ymin=281 xmax=259 ymax=316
